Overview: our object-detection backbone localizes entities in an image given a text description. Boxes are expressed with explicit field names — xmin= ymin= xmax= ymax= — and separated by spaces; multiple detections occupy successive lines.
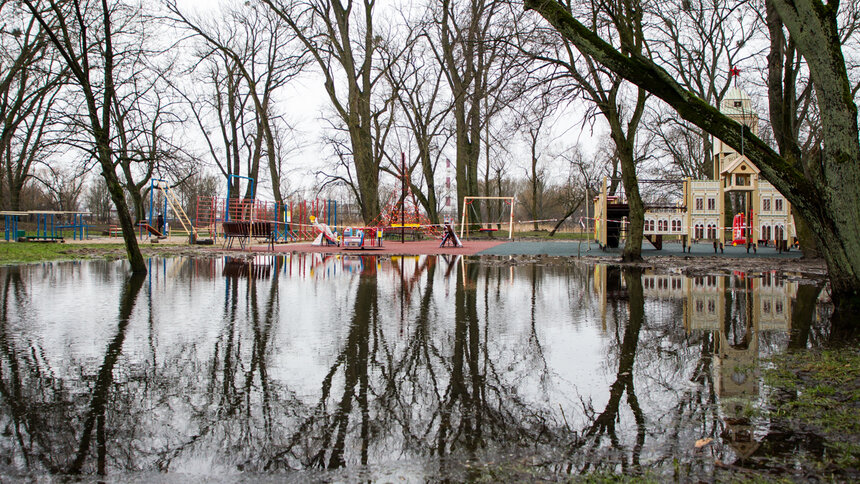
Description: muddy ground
xmin=59 ymin=240 xmax=830 ymax=281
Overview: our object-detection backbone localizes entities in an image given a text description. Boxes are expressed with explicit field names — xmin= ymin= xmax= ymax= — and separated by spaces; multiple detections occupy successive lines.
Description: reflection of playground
xmin=222 ymin=257 xmax=272 ymax=279
xmin=214 ymin=253 xmax=461 ymax=284
xmin=0 ymin=257 xmax=832 ymax=478
xmin=593 ymin=266 xmax=811 ymax=461
xmin=679 ymin=272 xmax=796 ymax=460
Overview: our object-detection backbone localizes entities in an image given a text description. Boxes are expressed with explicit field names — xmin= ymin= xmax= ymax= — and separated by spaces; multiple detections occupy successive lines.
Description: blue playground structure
xmin=2 ymin=211 xmax=90 ymax=242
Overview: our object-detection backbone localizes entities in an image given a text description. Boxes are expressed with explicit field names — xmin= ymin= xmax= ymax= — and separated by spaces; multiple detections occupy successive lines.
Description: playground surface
xmin=258 ymin=239 xmax=508 ymax=256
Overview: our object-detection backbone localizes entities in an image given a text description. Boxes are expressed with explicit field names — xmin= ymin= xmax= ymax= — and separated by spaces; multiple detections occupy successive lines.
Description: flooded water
xmin=0 ymin=255 xmax=833 ymax=481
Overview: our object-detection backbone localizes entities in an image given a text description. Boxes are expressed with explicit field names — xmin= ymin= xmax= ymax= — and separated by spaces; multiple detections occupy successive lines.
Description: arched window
xmin=707 ymin=224 xmax=717 ymax=239
xmin=695 ymin=224 xmax=704 ymax=239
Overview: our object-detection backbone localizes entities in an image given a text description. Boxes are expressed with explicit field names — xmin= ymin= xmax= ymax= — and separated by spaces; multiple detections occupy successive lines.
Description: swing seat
xmin=478 ymin=227 xmax=498 ymax=232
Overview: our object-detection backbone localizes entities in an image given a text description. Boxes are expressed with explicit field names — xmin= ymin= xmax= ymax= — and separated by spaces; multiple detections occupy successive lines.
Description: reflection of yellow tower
xmin=680 ymin=273 xmax=796 ymax=461
xmin=754 ymin=272 xmax=795 ymax=331
xmin=593 ymin=265 xmax=626 ymax=330
xmin=683 ymin=275 xmax=726 ymax=332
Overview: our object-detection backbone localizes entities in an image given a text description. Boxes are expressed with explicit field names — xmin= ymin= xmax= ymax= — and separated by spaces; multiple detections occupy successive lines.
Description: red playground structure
xmin=732 ymin=213 xmax=747 ymax=245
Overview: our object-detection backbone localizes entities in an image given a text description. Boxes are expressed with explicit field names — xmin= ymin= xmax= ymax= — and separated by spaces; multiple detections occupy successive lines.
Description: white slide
xmin=311 ymin=219 xmax=338 ymax=246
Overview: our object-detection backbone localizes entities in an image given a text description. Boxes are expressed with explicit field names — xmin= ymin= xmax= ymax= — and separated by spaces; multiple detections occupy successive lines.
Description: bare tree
xmin=524 ymin=1 xmax=649 ymax=261
xmin=431 ymin=0 xmax=527 ymax=221
xmin=647 ymin=0 xmax=763 ymax=179
xmin=22 ymin=0 xmax=146 ymax=272
xmin=548 ymin=142 xmax=610 ymax=236
xmin=173 ymin=171 xmax=220 ymax=224
xmin=106 ymin=13 xmax=195 ymax=222
xmin=178 ymin=46 xmax=249 ymax=199
xmin=384 ymin=30 xmax=453 ymax=225
xmin=259 ymin=0 xmax=395 ymax=223
xmin=34 ymin=164 xmax=85 ymax=211
xmin=84 ymin=176 xmax=112 ymax=223
xmin=0 ymin=4 xmax=68 ymax=211
xmin=513 ymin=88 xmax=561 ymax=231
xmin=168 ymin=1 xmax=306 ymax=205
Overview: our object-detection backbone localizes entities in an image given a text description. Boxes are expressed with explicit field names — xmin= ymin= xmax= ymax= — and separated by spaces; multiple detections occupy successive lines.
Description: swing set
xmin=459 ymin=196 xmax=514 ymax=240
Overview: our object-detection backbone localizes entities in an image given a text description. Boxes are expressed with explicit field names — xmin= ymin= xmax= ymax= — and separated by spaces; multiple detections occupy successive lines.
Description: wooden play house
xmin=593 ymin=88 xmax=796 ymax=251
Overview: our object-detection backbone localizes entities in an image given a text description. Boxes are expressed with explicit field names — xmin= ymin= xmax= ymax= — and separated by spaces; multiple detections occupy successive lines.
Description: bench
xmin=222 ymin=221 xmax=275 ymax=250
xmin=56 ymin=224 xmax=90 ymax=240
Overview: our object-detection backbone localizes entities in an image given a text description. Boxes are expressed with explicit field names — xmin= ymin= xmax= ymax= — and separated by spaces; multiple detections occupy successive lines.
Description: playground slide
xmin=139 ymin=223 xmax=163 ymax=237
xmin=311 ymin=220 xmax=339 ymax=246
xmin=732 ymin=213 xmax=746 ymax=245
xmin=440 ymin=223 xmax=463 ymax=248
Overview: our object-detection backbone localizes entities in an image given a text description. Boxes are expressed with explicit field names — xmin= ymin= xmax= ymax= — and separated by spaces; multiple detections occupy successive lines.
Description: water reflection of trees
xmin=0 ymin=268 xmax=146 ymax=475
xmin=255 ymin=259 xmax=563 ymax=473
xmin=567 ymin=268 xmax=646 ymax=474
xmin=0 ymin=259 xmax=836 ymax=478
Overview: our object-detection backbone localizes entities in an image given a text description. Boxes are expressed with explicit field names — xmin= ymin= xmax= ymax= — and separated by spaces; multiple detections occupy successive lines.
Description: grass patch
xmin=763 ymin=348 xmax=860 ymax=474
xmin=0 ymin=241 xmax=189 ymax=265
xmin=464 ymin=461 xmax=664 ymax=483
xmin=0 ymin=242 xmax=126 ymax=264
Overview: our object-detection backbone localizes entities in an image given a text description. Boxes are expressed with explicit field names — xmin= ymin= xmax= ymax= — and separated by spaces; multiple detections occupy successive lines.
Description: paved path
xmin=477 ymin=241 xmax=802 ymax=259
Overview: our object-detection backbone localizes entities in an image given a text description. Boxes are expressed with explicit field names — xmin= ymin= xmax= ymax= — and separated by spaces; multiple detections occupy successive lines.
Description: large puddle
xmin=0 ymin=255 xmax=832 ymax=481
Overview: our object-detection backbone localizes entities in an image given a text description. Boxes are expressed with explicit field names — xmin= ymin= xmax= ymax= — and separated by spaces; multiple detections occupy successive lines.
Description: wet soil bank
xmin=483 ymin=253 xmax=828 ymax=283
xmin=37 ymin=241 xmax=830 ymax=276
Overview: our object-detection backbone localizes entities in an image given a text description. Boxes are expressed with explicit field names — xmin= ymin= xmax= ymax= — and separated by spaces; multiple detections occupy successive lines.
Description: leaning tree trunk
xmin=97 ymin=139 xmax=146 ymax=273
xmin=769 ymin=0 xmax=860 ymax=313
